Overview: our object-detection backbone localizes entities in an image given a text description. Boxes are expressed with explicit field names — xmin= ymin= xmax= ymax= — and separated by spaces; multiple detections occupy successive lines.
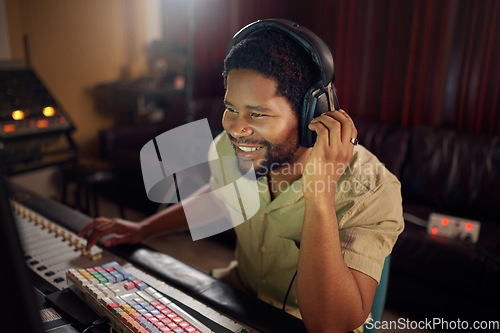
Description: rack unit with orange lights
xmin=0 ymin=66 xmax=77 ymax=175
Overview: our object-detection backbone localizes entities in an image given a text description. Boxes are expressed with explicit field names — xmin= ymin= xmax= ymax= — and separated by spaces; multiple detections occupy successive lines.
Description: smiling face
xmin=222 ymin=69 xmax=310 ymax=178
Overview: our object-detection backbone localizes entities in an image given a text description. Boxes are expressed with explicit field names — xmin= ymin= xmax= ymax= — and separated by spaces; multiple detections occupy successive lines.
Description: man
xmin=80 ymin=20 xmax=404 ymax=333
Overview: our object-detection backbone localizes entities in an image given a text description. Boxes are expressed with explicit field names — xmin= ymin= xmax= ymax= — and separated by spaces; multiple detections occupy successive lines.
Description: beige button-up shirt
xmin=209 ymin=132 xmax=404 ymax=315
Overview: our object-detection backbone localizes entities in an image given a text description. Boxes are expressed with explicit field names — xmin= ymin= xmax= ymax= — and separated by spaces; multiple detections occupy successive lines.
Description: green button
xmin=112 ymin=307 xmax=124 ymax=315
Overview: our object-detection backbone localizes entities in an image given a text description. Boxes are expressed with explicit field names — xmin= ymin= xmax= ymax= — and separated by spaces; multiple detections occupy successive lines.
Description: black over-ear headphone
xmin=226 ymin=18 xmax=340 ymax=148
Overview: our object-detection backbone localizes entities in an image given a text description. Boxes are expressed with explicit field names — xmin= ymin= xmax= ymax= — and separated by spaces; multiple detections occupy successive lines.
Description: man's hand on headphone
xmin=301 ymin=109 xmax=357 ymax=203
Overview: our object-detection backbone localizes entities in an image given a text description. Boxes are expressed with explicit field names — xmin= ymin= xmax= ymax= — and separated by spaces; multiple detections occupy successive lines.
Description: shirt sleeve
xmin=338 ymin=178 xmax=405 ymax=283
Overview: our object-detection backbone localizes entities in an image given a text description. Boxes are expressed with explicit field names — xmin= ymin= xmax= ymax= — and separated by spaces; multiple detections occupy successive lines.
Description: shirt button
xmin=260 ymin=246 xmax=266 ymax=252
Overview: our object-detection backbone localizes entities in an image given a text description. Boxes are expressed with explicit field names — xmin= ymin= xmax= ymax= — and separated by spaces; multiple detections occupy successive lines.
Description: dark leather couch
xmin=356 ymin=120 xmax=500 ymax=321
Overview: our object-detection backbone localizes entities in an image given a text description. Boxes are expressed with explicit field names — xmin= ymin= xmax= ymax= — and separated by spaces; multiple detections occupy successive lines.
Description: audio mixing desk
xmin=8 ymin=182 xmax=306 ymax=333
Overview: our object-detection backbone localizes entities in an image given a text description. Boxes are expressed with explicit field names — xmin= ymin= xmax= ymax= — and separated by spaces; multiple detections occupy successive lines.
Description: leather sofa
xmin=356 ymin=120 xmax=500 ymax=322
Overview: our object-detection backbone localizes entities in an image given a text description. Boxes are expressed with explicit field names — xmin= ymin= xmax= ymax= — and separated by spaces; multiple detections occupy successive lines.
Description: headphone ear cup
xmin=299 ymin=83 xmax=330 ymax=148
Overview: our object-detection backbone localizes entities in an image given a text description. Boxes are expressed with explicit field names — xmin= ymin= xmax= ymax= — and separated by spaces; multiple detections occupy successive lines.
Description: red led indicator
xmin=37 ymin=119 xmax=49 ymax=128
xmin=432 ymin=227 xmax=438 ymax=235
xmin=3 ymin=124 xmax=16 ymax=132
xmin=465 ymin=222 xmax=473 ymax=231
xmin=441 ymin=217 xmax=449 ymax=226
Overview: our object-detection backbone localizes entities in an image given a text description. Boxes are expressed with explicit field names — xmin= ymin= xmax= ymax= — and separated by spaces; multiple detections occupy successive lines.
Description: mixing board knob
xmin=67 ymin=236 xmax=77 ymax=246
xmin=48 ymin=224 xmax=58 ymax=233
xmin=53 ymin=226 xmax=60 ymax=235
xmin=74 ymin=242 xmax=85 ymax=251
xmin=90 ymin=253 xmax=103 ymax=261
xmin=13 ymin=202 xmax=21 ymax=213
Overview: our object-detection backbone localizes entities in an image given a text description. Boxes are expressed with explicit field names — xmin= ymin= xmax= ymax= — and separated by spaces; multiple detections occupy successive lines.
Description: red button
xmin=107 ymin=303 xmax=119 ymax=311
xmin=124 ymin=281 xmax=136 ymax=290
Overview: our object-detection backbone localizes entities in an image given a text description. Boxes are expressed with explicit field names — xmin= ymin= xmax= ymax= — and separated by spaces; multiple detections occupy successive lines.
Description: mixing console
xmin=11 ymin=200 xmax=256 ymax=332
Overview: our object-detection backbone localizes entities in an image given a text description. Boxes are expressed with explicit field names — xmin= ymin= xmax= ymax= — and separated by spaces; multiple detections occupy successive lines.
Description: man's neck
xmin=267 ymin=149 xmax=311 ymax=200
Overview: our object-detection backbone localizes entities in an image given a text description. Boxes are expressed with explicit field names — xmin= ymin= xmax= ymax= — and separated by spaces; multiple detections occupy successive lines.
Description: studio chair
xmin=60 ymin=158 xmax=125 ymax=218
xmin=364 ymin=255 xmax=391 ymax=333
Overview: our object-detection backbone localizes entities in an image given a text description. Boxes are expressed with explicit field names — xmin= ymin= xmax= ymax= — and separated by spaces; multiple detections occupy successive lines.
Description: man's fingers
xmin=81 ymin=218 xmax=117 ymax=250
xmin=78 ymin=217 xmax=109 ymax=237
xmin=309 ymin=110 xmax=353 ymax=145
xmin=325 ymin=110 xmax=355 ymax=144
xmin=105 ymin=234 xmax=129 ymax=247
xmin=78 ymin=219 xmax=98 ymax=237
xmin=308 ymin=120 xmax=331 ymax=146
xmin=84 ymin=229 xmax=107 ymax=250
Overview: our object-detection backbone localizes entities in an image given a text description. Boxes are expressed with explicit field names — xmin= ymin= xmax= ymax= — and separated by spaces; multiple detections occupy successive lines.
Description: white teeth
xmin=239 ymin=146 xmax=262 ymax=152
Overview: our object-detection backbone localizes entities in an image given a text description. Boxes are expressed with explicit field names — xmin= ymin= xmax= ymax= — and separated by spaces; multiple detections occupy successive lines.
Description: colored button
xmin=136 ymin=282 xmax=148 ymax=290
xmin=155 ymin=304 xmax=167 ymax=311
xmin=166 ymin=322 xmax=178 ymax=330
xmin=111 ymin=271 xmax=124 ymax=281
xmin=161 ymin=318 xmax=172 ymax=325
xmin=155 ymin=314 xmax=166 ymax=321
xmin=112 ymin=307 xmax=124 ymax=315
xmin=153 ymin=321 xmax=165 ymax=329
xmin=124 ymin=281 xmax=136 ymax=290
xmin=125 ymin=308 xmax=137 ymax=315
xmin=129 ymin=312 xmax=142 ymax=320
xmin=166 ymin=313 xmax=178 ymax=319
xmin=117 ymin=311 xmax=129 ymax=321
xmin=120 ymin=304 xmax=132 ymax=311
xmin=161 ymin=308 xmax=172 ymax=316
xmin=178 ymin=321 xmax=190 ymax=329
xmin=107 ymin=303 xmax=119 ymax=311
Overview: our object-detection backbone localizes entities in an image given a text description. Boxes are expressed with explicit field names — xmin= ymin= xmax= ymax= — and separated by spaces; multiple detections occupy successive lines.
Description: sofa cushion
xmin=355 ymin=120 xmax=410 ymax=179
xmin=401 ymin=126 xmax=500 ymax=223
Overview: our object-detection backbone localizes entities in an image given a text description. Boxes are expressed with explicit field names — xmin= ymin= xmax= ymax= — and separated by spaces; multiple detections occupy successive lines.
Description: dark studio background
xmin=172 ymin=0 xmax=500 ymax=136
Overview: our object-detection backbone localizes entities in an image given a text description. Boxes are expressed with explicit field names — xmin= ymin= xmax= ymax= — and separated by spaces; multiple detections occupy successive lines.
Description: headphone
xmin=226 ymin=18 xmax=340 ymax=148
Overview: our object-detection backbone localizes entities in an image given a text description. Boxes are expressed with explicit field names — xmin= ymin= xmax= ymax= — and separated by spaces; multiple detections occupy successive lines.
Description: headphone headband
xmin=226 ymin=18 xmax=335 ymax=86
